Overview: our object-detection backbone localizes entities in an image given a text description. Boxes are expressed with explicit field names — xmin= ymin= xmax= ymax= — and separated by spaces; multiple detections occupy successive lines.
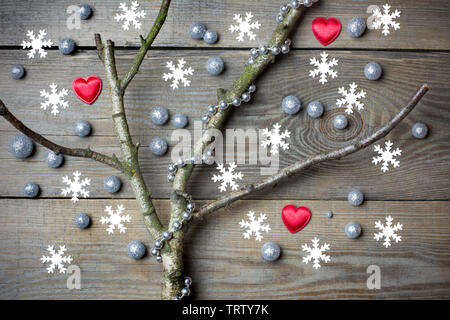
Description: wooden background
xmin=0 ymin=0 xmax=449 ymax=299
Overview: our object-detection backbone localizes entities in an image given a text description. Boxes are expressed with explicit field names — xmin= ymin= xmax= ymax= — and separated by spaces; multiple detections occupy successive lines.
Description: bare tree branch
xmin=194 ymin=84 xmax=429 ymax=219
xmin=0 ymin=100 xmax=124 ymax=172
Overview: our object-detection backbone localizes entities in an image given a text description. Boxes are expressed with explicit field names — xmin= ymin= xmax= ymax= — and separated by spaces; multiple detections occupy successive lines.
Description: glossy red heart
xmin=281 ymin=205 xmax=311 ymax=234
xmin=72 ymin=75 xmax=102 ymax=105
xmin=311 ymin=17 xmax=341 ymax=46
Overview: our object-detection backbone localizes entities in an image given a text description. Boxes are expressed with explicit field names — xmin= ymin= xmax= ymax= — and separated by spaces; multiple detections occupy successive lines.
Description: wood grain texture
xmin=0 ymin=199 xmax=448 ymax=299
xmin=0 ymin=50 xmax=448 ymax=200
xmin=0 ymin=0 xmax=449 ymax=50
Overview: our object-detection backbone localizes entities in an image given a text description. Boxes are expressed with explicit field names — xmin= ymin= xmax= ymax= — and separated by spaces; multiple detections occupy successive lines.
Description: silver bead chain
xmin=278 ymin=0 xmax=319 ymax=23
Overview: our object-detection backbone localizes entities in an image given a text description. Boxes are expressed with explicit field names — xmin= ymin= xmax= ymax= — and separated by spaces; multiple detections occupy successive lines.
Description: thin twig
xmin=0 ymin=100 xmax=124 ymax=172
xmin=194 ymin=84 xmax=429 ymax=219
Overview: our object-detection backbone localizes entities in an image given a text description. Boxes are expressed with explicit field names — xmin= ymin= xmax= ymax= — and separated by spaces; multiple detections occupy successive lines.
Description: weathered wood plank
xmin=0 ymin=199 xmax=448 ymax=299
xmin=0 ymin=0 xmax=449 ymax=50
xmin=0 ymin=49 xmax=448 ymax=200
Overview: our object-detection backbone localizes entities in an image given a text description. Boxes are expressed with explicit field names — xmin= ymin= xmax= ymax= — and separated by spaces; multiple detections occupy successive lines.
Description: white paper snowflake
xmin=309 ymin=52 xmax=339 ymax=84
xmin=100 ymin=205 xmax=132 ymax=234
xmin=115 ymin=1 xmax=146 ymax=30
xmin=61 ymin=171 xmax=91 ymax=203
xmin=162 ymin=58 xmax=194 ymax=90
xmin=212 ymin=162 xmax=243 ymax=192
xmin=261 ymin=123 xmax=291 ymax=155
xmin=228 ymin=12 xmax=261 ymax=42
xmin=336 ymin=82 xmax=367 ymax=114
xmin=302 ymin=237 xmax=331 ymax=269
xmin=40 ymin=83 xmax=69 ymax=115
xmin=21 ymin=29 xmax=53 ymax=59
xmin=41 ymin=245 xmax=73 ymax=274
xmin=239 ymin=211 xmax=271 ymax=242
xmin=374 ymin=215 xmax=403 ymax=247
xmin=372 ymin=4 xmax=401 ymax=36
xmin=372 ymin=140 xmax=402 ymax=172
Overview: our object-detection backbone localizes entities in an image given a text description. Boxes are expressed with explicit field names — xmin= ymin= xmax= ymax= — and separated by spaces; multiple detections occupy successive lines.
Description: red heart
xmin=312 ymin=17 xmax=341 ymax=46
xmin=72 ymin=75 xmax=102 ymax=105
xmin=281 ymin=205 xmax=311 ymax=234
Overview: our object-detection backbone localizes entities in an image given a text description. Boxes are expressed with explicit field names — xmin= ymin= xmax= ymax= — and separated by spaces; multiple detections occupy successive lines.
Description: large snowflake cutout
xmin=309 ymin=52 xmax=339 ymax=84
xmin=336 ymin=82 xmax=367 ymax=114
xmin=302 ymin=237 xmax=331 ymax=269
xmin=372 ymin=140 xmax=402 ymax=172
xmin=41 ymin=245 xmax=73 ymax=274
xmin=371 ymin=4 xmax=401 ymax=36
xmin=239 ymin=211 xmax=271 ymax=242
xmin=21 ymin=29 xmax=53 ymax=59
xmin=40 ymin=83 xmax=69 ymax=115
xmin=228 ymin=12 xmax=261 ymax=42
xmin=115 ymin=1 xmax=146 ymax=30
xmin=374 ymin=215 xmax=403 ymax=247
xmin=162 ymin=58 xmax=194 ymax=90
xmin=61 ymin=171 xmax=91 ymax=203
xmin=212 ymin=162 xmax=243 ymax=192
xmin=100 ymin=205 xmax=132 ymax=234
xmin=261 ymin=123 xmax=291 ymax=155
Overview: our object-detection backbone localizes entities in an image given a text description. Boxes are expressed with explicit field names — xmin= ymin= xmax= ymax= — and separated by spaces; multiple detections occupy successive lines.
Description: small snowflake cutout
xmin=21 ymin=29 xmax=53 ymax=59
xmin=302 ymin=237 xmax=331 ymax=269
xmin=374 ymin=215 xmax=403 ymax=247
xmin=336 ymin=82 xmax=367 ymax=114
xmin=228 ymin=12 xmax=261 ymax=42
xmin=372 ymin=140 xmax=402 ymax=172
xmin=212 ymin=162 xmax=243 ymax=192
xmin=100 ymin=205 xmax=132 ymax=234
xmin=261 ymin=123 xmax=291 ymax=155
xmin=41 ymin=245 xmax=73 ymax=274
xmin=309 ymin=52 xmax=339 ymax=84
xmin=40 ymin=83 xmax=69 ymax=115
xmin=239 ymin=211 xmax=271 ymax=242
xmin=61 ymin=171 xmax=91 ymax=203
xmin=115 ymin=1 xmax=146 ymax=30
xmin=372 ymin=4 xmax=401 ymax=36
xmin=162 ymin=58 xmax=195 ymax=90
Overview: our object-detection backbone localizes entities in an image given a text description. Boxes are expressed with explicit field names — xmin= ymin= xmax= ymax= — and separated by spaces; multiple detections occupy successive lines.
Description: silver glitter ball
xmin=163 ymin=231 xmax=173 ymax=240
xmin=412 ymin=122 xmax=428 ymax=139
xmin=307 ymin=101 xmax=324 ymax=118
xmin=326 ymin=211 xmax=333 ymax=218
xmin=232 ymin=97 xmax=242 ymax=107
xmin=58 ymin=38 xmax=76 ymax=55
xmin=181 ymin=287 xmax=191 ymax=297
xmin=74 ymin=213 xmax=90 ymax=229
xmin=11 ymin=64 xmax=25 ymax=79
xmin=203 ymin=29 xmax=218 ymax=44
xmin=74 ymin=120 xmax=92 ymax=137
xmin=348 ymin=189 xmax=364 ymax=206
xmin=345 ymin=222 xmax=362 ymax=239
xmin=172 ymin=114 xmax=188 ymax=128
xmin=189 ymin=22 xmax=206 ymax=40
xmin=172 ymin=220 xmax=182 ymax=230
xmin=104 ymin=175 xmax=121 ymax=193
xmin=127 ymin=240 xmax=146 ymax=259
xmin=78 ymin=4 xmax=92 ymax=20
xmin=206 ymin=56 xmax=225 ymax=75
xmin=282 ymin=95 xmax=302 ymax=115
xmin=45 ymin=151 xmax=64 ymax=168
xmin=23 ymin=182 xmax=39 ymax=198
xmin=333 ymin=115 xmax=348 ymax=130
xmin=154 ymin=240 xmax=163 ymax=249
xmin=364 ymin=62 xmax=383 ymax=81
xmin=261 ymin=242 xmax=281 ymax=261
xmin=182 ymin=211 xmax=192 ymax=221
xmin=10 ymin=134 xmax=34 ymax=159
xmin=150 ymin=107 xmax=169 ymax=125
xmin=347 ymin=17 xmax=366 ymax=38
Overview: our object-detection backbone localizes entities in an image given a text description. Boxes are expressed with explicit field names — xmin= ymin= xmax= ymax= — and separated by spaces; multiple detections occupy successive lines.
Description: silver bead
xmin=291 ymin=0 xmax=300 ymax=9
xmin=190 ymin=155 xmax=197 ymax=164
xmin=285 ymin=39 xmax=292 ymax=46
xmin=241 ymin=92 xmax=251 ymax=102
xmin=182 ymin=211 xmax=192 ymax=221
xmin=172 ymin=220 xmax=182 ymax=230
xmin=281 ymin=44 xmax=290 ymax=54
xmin=168 ymin=174 xmax=175 ymax=182
xmin=208 ymin=105 xmax=216 ymax=114
xmin=181 ymin=287 xmax=191 ymax=297
xmin=150 ymin=248 xmax=159 ymax=256
xmin=277 ymin=15 xmax=284 ymax=23
xmin=168 ymin=164 xmax=176 ymax=173
xmin=259 ymin=45 xmax=268 ymax=54
xmin=177 ymin=158 xmax=185 ymax=167
xmin=172 ymin=296 xmax=181 ymax=300
xmin=156 ymin=256 xmax=162 ymax=263
xmin=248 ymin=57 xmax=255 ymax=65
xmin=280 ymin=5 xmax=288 ymax=13
xmin=163 ymin=231 xmax=173 ymax=240
xmin=201 ymin=114 xmax=210 ymax=123
xmin=154 ymin=240 xmax=163 ymax=249
xmin=248 ymin=84 xmax=256 ymax=93
xmin=219 ymin=100 xmax=228 ymax=109
xmin=412 ymin=122 xmax=428 ymax=139
xmin=304 ymin=0 xmax=313 ymax=7
xmin=250 ymin=48 xmax=259 ymax=57
xmin=232 ymin=97 xmax=242 ymax=107
xmin=184 ymin=277 xmax=192 ymax=286
xmin=271 ymin=46 xmax=281 ymax=55
xmin=186 ymin=202 xmax=195 ymax=211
